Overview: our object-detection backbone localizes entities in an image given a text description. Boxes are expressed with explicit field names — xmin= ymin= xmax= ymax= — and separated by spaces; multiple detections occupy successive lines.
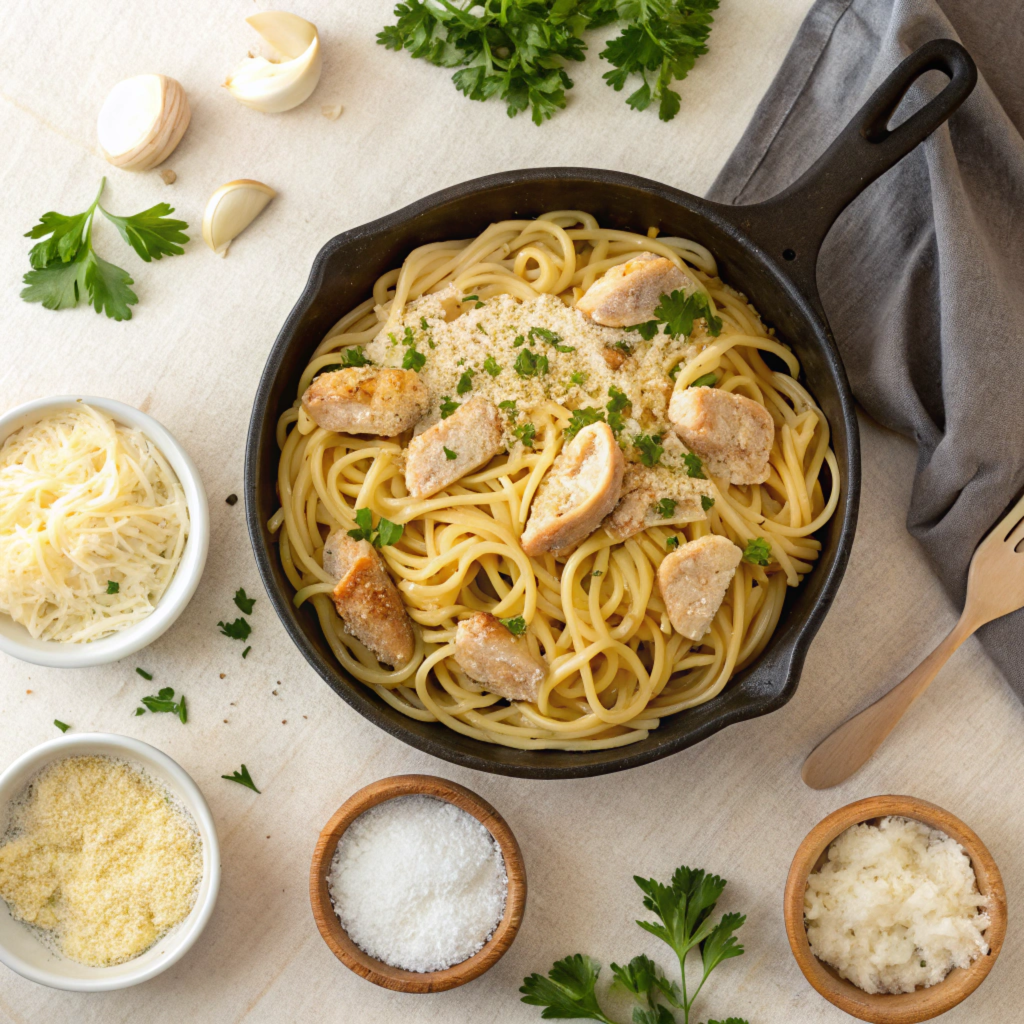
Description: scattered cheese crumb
xmin=328 ymin=795 xmax=506 ymax=972
xmin=159 ymin=169 xmax=177 ymax=185
xmin=0 ymin=756 xmax=202 ymax=966
xmin=321 ymin=103 xmax=343 ymax=120
xmin=805 ymin=816 xmax=991 ymax=994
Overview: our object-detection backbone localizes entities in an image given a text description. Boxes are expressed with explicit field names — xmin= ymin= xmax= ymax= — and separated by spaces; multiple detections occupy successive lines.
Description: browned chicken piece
xmin=668 ymin=386 xmax=775 ymax=485
xmin=322 ymin=530 xmax=415 ymax=667
xmin=602 ymin=464 xmax=708 ymax=542
xmin=576 ymin=253 xmax=698 ymax=327
xmin=454 ymin=612 xmax=546 ymax=703
xmin=302 ymin=367 xmax=429 ymax=436
xmin=521 ymin=422 xmax=624 ymax=556
xmin=657 ymin=534 xmax=742 ymax=641
xmin=404 ymin=397 xmax=504 ymax=499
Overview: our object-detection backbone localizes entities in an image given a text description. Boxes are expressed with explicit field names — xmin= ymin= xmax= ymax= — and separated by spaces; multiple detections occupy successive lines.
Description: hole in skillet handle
xmin=782 ymin=249 xmax=796 ymax=261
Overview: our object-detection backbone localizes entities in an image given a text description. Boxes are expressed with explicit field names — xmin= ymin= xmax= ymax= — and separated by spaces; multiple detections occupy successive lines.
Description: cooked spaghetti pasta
xmin=270 ymin=212 xmax=839 ymax=750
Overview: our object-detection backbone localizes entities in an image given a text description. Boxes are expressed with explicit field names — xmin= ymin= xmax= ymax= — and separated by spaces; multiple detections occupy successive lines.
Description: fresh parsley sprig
xmin=135 ymin=687 xmax=187 ymax=724
xmin=627 ymin=289 xmax=723 ymax=342
xmin=21 ymin=178 xmax=189 ymax=321
xmin=742 ymin=537 xmax=772 ymax=566
xmin=521 ymin=864 xmax=747 ymax=1024
xmin=222 ymin=764 xmax=260 ymax=793
xmin=347 ymin=507 xmax=405 ymax=548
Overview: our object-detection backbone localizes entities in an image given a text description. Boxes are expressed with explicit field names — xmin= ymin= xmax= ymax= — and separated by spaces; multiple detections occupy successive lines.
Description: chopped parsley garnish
xmin=483 ymin=354 xmax=502 ymax=377
xmin=477 ymin=323 xmax=488 ymax=335
xmin=499 ymin=399 xmax=519 ymax=422
xmin=669 ymin=363 xmax=682 ymax=380
xmin=701 ymin=494 xmax=716 ymax=512
xmin=606 ymin=386 xmax=630 ymax=433
xmin=690 ymin=371 xmax=718 ymax=388
xmin=683 ymin=452 xmax=706 ymax=479
xmin=529 ymin=326 xmax=574 ymax=352
xmin=457 ymin=368 xmax=475 ymax=394
xmin=401 ymin=346 xmax=426 ymax=371
xmin=499 ymin=615 xmax=527 ymax=636
xmin=655 ymin=289 xmax=723 ymax=339
xmin=564 ymin=406 xmax=605 ymax=440
xmin=233 ymin=588 xmax=256 ymax=615
xmin=613 ymin=339 xmax=634 ymax=354
xmin=440 ymin=396 xmax=460 ymax=418
xmin=569 ymin=371 xmax=588 ymax=386
xmin=54 ymin=720 xmax=70 ymax=733
xmin=420 ymin=316 xmax=430 ymax=330
xmin=513 ymin=422 xmax=537 ymax=447
xmin=443 ymin=446 xmax=458 ymax=460
xmin=592 ymin=569 xmax=603 ymax=576
xmin=654 ymin=497 xmax=677 ymax=519
xmin=624 ymin=320 xmax=660 ymax=341
xmin=513 ymin=334 xmax=526 ymax=347
xmin=462 ymin=294 xmax=484 ymax=308
xmin=348 ymin=506 xmax=403 ymax=547
xmin=401 ymin=326 xmax=415 ymax=346
xmin=514 ymin=348 xmax=549 ymax=378
xmin=340 ymin=346 xmax=372 ymax=368
xmin=106 ymin=580 xmax=119 ymax=594
xmin=520 ymin=864 xmax=747 ymax=1024
xmin=218 ymin=617 xmax=252 ymax=641
xmin=242 ymin=646 xmax=251 ymax=659
xmin=136 ymin=687 xmax=187 ymax=724
xmin=135 ymin=667 xmax=153 ymax=680
xmin=222 ymin=764 xmax=260 ymax=793
xmin=634 ymin=433 xmax=663 ymax=467
xmin=743 ymin=537 xmax=772 ymax=566
xmin=666 ymin=535 xmax=680 ymax=551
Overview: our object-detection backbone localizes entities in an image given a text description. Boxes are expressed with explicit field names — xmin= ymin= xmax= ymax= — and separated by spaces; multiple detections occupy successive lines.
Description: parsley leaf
xmin=440 ymin=396 xmax=460 ymax=419
xmin=529 ymin=326 xmax=575 ymax=352
xmin=742 ymin=537 xmax=772 ymax=566
xmin=377 ymin=518 xmax=404 ymax=546
xmin=564 ymin=407 xmax=605 ymax=440
xmin=348 ymin=506 xmax=374 ymax=542
xmin=666 ymin=535 xmax=680 ymax=551
xmin=233 ymin=588 xmax=256 ymax=615
xmin=338 ymin=347 xmax=372 ymax=368
xmin=569 ymin=370 xmax=588 ymax=385
xmin=606 ymin=386 xmax=631 ymax=429
xmin=242 ymin=646 xmax=251 ymax=659
xmin=654 ymin=497 xmax=676 ymax=519
xmin=218 ymin=618 xmax=252 ymax=642
xmin=634 ymin=433 xmax=664 ymax=467
xmin=137 ymin=686 xmax=187 ymax=724
xmin=135 ymin=667 xmax=153 ymax=680
xmin=520 ymin=955 xmax=612 ymax=1022
xmin=443 ymin=446 xmax=458 ymax=460
xmin=222 ymin=764 xmax=260 ymax=793
xmin=499 ymin=399 xmax=519 ymax=422
xmin=701 ymin=494 xmax=715 ymax=512
xmin=624 ymin=319 xmax=660 ymax=341
xmin=683 ymin=452 xmax=706 ymax=479
xmin=654 ymin=289 xmax=723 ymax=339
xmin=106 ymin=580 xmax=119 ymax=594
xmin=499 ymin=615 xmax=527 ymax=636
xmin=349 ymin=507 xmax=403 ymax=547
xmin=514 ymin=348 xmax=549 ymax=378
xmin=461 ymin=294 xmax=484 ymax=307
xmin=457 ymin=368 xmax=475 ymax=394
xmin=598 ymin=0 xmax=719 ymax=122
xmin=483 ymin=354 xmax=503 ymax=377
xmin=402 ymin=345 xmax=426 ymax=371
xmin=690 ymin=371 xmax=717 ymax=388
xmin=513 ymin=422 xmax=537 ymax=447
xmin=54 ymin=720 xmax=70 ymax=733
xmin=21 ymin=178 xmax=188 ymax=321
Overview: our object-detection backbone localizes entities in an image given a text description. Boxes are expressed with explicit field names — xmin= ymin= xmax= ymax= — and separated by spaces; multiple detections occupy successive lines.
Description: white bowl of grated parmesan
xmin=0 ymin=733 xmax=220 ymax=990
xmin=0 ymin=396 xmax=209 ymax=668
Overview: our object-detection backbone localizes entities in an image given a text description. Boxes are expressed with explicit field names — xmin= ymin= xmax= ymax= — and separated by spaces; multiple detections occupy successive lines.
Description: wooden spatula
xmin=802 ymin=492 xmax=1024 ymax=789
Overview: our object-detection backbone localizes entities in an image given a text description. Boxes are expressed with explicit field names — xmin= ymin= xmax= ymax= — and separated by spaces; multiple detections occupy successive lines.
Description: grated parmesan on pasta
xmin=0 ymin=404 xmax=189 ymax=642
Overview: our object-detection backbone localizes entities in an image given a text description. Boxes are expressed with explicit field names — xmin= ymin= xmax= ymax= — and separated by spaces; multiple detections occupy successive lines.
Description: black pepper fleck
xmin=225 ymin=494 xmax=238 ymax=505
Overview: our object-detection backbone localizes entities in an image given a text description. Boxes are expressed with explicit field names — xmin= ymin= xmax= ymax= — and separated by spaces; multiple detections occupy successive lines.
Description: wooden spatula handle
xmin=801 ymin=617 xmax=976 ymax=790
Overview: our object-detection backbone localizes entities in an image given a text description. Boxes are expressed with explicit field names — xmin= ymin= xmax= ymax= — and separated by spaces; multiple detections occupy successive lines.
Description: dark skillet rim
xmin=244 ymin=166 xmax=860 ymax=779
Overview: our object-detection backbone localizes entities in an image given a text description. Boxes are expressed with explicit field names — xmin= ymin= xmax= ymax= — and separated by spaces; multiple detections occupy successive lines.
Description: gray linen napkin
xmin=708 ymin=0 xmax=1024 ymax=699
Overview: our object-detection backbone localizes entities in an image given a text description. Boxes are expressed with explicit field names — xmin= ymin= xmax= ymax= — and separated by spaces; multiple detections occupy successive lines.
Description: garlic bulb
xmin=224 ymin=12 xmax=321 ymax=113
xmin=97 ymin=75 xmax=191 ymax=172
xmin=202 ymin=180 xmax=277 ymax=256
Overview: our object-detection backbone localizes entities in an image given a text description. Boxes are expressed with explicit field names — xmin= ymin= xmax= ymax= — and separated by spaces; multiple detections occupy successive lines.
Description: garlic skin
xmin=97 ymin=75 xmax=191 ymax=171
xmin=224 ymin=12 xmax=321 ymax=113
xmin=202 ymin=180 xmax=277 ymax=256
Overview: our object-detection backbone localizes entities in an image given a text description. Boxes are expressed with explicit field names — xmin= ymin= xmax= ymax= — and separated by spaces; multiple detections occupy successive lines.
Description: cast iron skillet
xmin=245 ymin=39 xmax=976 ymax=779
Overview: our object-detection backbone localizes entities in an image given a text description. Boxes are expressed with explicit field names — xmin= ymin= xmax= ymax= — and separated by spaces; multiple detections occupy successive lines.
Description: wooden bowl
xmin=309 ymin=774 xmax=526 ymax=992
xmin=784 ymin=795 xmax=1006 ymax=1023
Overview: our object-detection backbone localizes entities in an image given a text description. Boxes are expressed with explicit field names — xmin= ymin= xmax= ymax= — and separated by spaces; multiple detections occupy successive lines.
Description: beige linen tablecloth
xmin=1 ymin=2 xmax=1020 ymax=1022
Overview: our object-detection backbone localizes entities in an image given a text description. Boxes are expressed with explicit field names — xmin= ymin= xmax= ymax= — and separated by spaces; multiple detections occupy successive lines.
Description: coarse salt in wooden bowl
xmin=784 ymin=795 xmax=1007 ymax=1023
xmin=309 ymin=774 xmax=526 ymax=992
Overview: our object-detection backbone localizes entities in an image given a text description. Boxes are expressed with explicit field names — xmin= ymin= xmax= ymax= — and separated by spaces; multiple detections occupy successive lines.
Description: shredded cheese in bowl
xmin=0 ymin=405 xmax=188 ymax=643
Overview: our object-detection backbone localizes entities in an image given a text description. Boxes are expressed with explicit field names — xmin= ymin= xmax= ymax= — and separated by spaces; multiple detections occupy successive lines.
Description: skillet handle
xmin=735 ymin=38 xmax=976 ymax=307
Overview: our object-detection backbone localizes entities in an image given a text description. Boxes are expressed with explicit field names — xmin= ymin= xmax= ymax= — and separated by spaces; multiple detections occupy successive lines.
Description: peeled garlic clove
xmin=224 ymin=12 xmax=321 ymax=113
xmin=97 ymin=74 xmax=191 ymax=171
xmin=202 ymin=180 xmax=276 ymax=256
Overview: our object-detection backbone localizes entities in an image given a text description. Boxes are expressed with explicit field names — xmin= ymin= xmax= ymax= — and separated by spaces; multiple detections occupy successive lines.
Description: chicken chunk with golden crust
xmin=657 ymin=534 xmax=742 ymax=641
xmin=576 ymin=253 xmax=698 ymax=327
xmin=302 ymin=367 xmax=429 ymax=436
xmin=454 ymin=612 xmax=547 ymax=703
xmin=602 ymin=464 xmax=709 ymax=542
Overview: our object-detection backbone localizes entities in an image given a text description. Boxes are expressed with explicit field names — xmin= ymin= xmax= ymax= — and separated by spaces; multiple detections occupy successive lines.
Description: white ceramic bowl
xmin=0 ymin=396 xmax=209 ymax=668
xmin=0 ymin=733 xmax=221 ymax=991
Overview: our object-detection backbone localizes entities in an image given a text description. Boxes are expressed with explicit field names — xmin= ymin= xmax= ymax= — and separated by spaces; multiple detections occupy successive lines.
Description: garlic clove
xmin=97 ymin=75 xmax=191 ymax=172
xmin=202 ymin=180 xmax=277 ymax=257
xmin=224 ymin=12 xmax=322 ymax=114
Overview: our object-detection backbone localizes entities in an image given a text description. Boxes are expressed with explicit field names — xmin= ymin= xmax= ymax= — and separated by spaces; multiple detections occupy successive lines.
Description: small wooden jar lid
xmin=784 ymin=795 xmax=1006 ymax=1023
xmin=309 ymin=774 xmax=526 ymax=993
